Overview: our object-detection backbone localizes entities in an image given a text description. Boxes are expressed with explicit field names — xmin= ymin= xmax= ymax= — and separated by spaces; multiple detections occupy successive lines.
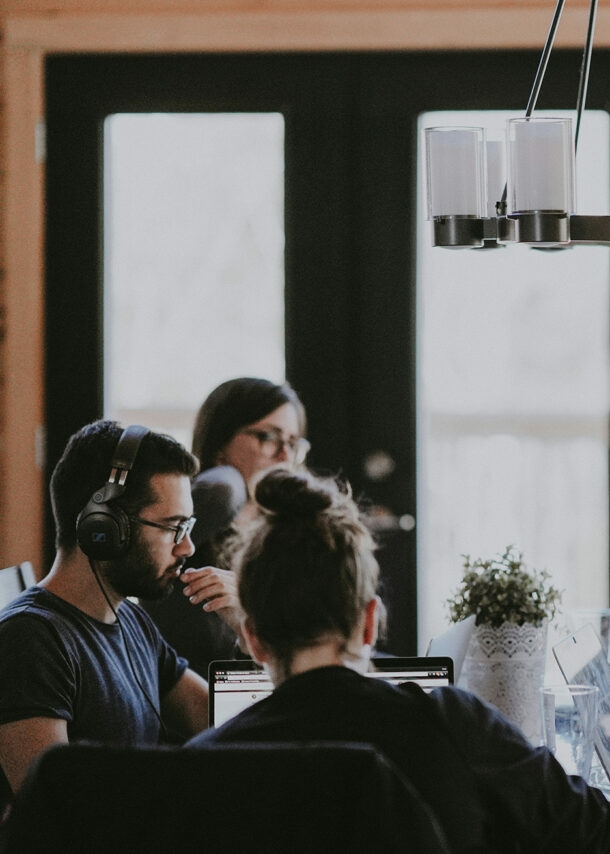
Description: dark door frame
xmin=44 ymin=49 xmax=610 ymax=652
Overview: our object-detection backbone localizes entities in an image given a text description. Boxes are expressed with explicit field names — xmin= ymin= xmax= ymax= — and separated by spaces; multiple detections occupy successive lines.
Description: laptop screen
xmin=208 ymin=656 xmax=454 ymax=727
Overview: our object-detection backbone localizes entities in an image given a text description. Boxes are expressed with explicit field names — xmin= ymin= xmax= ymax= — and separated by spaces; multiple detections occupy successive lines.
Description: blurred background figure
xmin=141 ymin=377 xmax=308 ymax=679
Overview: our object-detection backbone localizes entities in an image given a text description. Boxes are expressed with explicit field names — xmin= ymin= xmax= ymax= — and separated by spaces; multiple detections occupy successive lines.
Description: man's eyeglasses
xmin=130 ymin=515 xmax=196 ymax=545
xmin=240 ymin=429 xmax=311 ymax=465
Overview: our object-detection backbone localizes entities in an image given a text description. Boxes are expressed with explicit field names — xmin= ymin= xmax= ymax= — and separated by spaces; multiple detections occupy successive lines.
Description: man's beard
xmin=101 ymin=533 xmax=186 ymax=600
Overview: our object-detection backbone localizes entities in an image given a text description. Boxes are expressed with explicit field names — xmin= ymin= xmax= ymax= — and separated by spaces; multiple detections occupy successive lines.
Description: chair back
xmin=16 ymin=563 xmax=36 ymax=589
xmin=2 ymin=741 xmax=452 ymax=853
xmin=0 ymin=568 xmax=22 ymax=609
xmin=0 ymin=563 xmax=35 ymax=609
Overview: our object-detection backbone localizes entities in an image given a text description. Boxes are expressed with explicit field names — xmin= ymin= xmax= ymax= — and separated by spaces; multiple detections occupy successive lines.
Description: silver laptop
xmin=208 ymin=656 xmax=454 ymax=727
xmin=553 ymin=623 xmax=610 ymax=782
xmin=426 ymin=615 xmax=476 ymax=685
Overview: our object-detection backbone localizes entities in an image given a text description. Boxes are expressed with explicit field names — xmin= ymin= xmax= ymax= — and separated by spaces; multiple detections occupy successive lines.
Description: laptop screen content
xmin=208 ymin=656 xmax=454 ymax=727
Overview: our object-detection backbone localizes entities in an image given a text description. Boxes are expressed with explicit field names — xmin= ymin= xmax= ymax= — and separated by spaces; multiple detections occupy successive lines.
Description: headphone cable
xmin=88 ymin=559 xmax=169 ymax=742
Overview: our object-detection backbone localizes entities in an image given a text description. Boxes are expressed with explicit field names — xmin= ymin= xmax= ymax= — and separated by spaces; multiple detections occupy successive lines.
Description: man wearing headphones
xmin=0 ymin=420 xmax=209 ymax=809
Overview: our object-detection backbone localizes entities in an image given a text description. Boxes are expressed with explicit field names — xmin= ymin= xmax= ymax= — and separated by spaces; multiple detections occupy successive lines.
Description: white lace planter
xmin=462 ymin=621 xmax=548 ymax=744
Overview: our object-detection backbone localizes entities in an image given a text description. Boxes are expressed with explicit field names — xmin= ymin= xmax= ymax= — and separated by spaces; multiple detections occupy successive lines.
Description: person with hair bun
xmin=142 ymin=377 xmax=309 ymax=680
xmin=187 ymin=467 xmax=610 ymax=853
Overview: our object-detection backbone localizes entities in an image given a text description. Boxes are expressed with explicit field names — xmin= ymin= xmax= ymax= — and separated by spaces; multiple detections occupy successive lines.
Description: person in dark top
xmin=186 ymin=466 xmax=610 ymax=854
xmin=0 ymin=420 xmax=209 ymax=812
xmin=142 ymin=377 xmax=308 ymax=678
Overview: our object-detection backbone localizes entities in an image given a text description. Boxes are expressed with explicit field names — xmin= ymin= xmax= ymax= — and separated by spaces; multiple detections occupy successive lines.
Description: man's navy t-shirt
xmin=0 ymin=586 xmax=187 ymax=806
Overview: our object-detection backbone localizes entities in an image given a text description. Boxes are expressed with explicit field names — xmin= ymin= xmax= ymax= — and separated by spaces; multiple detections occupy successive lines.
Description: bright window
xmin=103 ymin=112 xmax=285 ymax=449
xmin=417 ymin=110 xmax=610 ymax=653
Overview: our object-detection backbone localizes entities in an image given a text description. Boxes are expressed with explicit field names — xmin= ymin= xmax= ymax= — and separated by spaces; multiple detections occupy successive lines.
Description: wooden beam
xmin=5 ymin=6 xmax=610 ymax=52
xmin=1 ymin=46 xmax=45 ymax=572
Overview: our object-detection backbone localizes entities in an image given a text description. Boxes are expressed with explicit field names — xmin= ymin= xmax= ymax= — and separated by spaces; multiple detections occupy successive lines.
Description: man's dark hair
xmin=50 ymin=420 xmax=199 ymax=551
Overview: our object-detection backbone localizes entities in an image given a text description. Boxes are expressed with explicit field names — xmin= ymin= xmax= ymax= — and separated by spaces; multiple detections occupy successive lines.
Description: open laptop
xmin=553 ymin=623 xmax=610 ymax=783
xmin=426 ymin=615 xmax=476 ymax=685
xmin=208 ymin=656 xmax=454 ymax=727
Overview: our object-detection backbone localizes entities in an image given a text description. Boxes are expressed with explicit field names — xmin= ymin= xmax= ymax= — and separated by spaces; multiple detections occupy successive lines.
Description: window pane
xmin=103 ymin=113 xmax=285 ymax=448
xmin=417 ymin=110 xmax=610 ymax=657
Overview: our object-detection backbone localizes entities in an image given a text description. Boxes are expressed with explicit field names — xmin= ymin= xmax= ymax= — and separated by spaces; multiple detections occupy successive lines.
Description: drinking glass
xmin=540 ymin=684 xmax=599 ymax=780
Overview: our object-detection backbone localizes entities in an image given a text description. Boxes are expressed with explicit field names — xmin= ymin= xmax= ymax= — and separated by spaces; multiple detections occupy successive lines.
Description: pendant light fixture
xmin=424 ymin=0 xmax=610 ymax=248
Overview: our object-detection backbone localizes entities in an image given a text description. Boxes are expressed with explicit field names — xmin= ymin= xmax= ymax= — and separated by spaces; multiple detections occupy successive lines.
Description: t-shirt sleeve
xmin=0 ymin=615 xmax=76 ymax=724
xmin=157 ymin=638 xmax=189 ymax=698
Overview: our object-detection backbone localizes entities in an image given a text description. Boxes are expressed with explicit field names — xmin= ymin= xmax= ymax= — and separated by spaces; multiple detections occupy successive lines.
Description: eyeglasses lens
xmin=243 ymin=429 xmax=310 ymax=464
xmin=175 ymin=517 xmax=196 ymax=544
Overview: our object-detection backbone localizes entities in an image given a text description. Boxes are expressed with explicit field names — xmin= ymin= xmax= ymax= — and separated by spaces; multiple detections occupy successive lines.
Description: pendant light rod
xmin=574 ymin=0 xmax=599 ymax=151
xmin=524 ymin=0 xmax=567 ymax=118
xmin=499 ymin=0 xmax=566 ymax=209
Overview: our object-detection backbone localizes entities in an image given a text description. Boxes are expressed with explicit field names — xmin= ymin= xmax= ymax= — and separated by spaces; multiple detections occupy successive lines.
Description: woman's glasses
xmin=240 ymin=429 xmax=311 ymax=465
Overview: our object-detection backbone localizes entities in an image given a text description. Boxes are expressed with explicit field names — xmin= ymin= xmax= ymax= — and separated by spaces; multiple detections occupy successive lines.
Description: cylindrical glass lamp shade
xmin=506 ymin=117 xmax=575 ymax=215
xmin=425 ymin=127 xmax=487 ymax=219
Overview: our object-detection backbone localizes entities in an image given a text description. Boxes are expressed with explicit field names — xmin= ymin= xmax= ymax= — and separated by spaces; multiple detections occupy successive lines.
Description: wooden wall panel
xmin=1 ymin=46 xmax=44 ymax=571
xmin=1 ymin=0 xmax=597 ymax=13
xmin=0 ymin=39 xmax=5 ymax=565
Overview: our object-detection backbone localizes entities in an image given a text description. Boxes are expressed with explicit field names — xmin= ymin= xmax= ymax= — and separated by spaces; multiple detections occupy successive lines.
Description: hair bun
xmin=254 ymin=468 xmax=333 ymax=518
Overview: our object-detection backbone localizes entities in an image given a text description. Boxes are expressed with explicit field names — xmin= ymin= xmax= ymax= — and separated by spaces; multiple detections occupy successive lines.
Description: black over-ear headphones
xmin=76 ymin=425 xmax=150 ymax=561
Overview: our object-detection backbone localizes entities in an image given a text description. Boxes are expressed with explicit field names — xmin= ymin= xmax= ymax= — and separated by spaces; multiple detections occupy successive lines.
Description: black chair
xmin=15 ymin=563 xmax=36 ymax=589
xmin=0 ymin=563 xmax=36 ymax=609
xmin=1 ymin=741 xmax=451 ymax=853
xmin=0 ymin=568 xmax=22 ymax=609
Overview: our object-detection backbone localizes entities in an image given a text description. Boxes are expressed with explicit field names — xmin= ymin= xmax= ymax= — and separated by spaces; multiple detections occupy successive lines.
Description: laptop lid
xmin=552 ymin=623 xmax=610 ymax=778
xmin=426 ymin=615 xmax=476 ymax=684
xmin=208 ymin=656 xmax=454 ymax=728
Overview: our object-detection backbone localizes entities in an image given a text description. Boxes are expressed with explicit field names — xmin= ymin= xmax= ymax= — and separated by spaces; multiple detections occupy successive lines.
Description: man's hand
xmin=180 ymin=567 xmax=243 ymax=637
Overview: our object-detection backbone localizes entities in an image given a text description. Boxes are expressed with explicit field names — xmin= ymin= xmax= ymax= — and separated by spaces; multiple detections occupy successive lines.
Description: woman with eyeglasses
xmin=141 ymin=377 xmax=308 ymax=681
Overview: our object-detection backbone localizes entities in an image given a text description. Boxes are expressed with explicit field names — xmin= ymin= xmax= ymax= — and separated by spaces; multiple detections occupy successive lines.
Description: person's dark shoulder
xmin=0 ymin=585 xmax=45 ymax=616
xmin=425 ymin=685 xmax=534 ymax=755
xmin=0 ymin=587 xmax=75 ymax=656
xmin=190 ymin=465 xmax=247 ymax=545
xmin=0 ymin=586 xmax=64 ymax=631
xmin=185 ymin=693 xmax=274 ymax=748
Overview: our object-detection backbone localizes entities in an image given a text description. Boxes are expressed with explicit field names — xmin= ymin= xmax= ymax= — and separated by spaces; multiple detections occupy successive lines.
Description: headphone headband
xmin=76 ymin=425 xmax=151 ymax=560
xmin=108 ymin=425 xmax=151 ymax=487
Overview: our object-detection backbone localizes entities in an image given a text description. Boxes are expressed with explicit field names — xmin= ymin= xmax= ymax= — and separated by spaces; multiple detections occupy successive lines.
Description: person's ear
xmin=363 ymin=597 xmax=379 ymax=648
xmin=241 ymin=616 xmax=270 ymax=664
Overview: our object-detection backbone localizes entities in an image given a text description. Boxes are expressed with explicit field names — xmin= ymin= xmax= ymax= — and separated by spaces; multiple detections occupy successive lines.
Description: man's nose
xmin=175 ymin=531 xmax=195 ymax=558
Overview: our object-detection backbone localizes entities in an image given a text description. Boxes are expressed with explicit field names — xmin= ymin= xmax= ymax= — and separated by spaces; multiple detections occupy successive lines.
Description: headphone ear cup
xmin=76 ymin=493 xmax=131 ymax=560
xmin=75 ymin=425 xmax=149 ymax=561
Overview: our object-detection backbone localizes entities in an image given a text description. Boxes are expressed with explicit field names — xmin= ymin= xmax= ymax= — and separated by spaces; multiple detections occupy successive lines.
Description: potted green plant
xmin=447 ymin=546 xmax=562 ymax=743
xmin=447 ymin=545 xmax=562 ymax=629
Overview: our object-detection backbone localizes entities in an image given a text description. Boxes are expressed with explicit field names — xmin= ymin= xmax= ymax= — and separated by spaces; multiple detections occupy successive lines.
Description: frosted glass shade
xmin=506 ymin=117 xmax=575 ymax=215
xmin=425 ymin=127 xmax=487 ymax=218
